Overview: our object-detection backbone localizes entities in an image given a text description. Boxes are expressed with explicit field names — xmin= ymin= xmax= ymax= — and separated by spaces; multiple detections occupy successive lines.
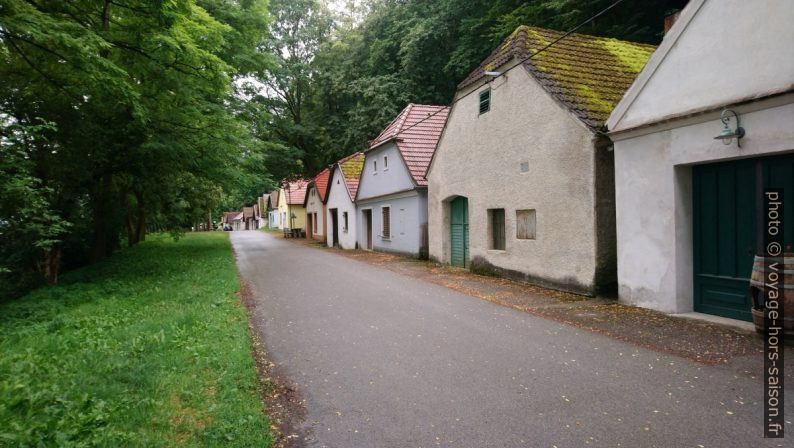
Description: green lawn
xmin=0 ymin=233 xmax=273 ymax=447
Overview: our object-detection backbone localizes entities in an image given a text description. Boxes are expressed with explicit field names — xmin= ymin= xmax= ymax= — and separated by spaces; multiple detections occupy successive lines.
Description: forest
xmin=0 ymin=0 xmax=686 ymax=298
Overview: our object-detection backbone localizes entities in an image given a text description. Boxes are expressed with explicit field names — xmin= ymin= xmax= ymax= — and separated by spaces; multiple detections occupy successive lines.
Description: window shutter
xmin=382 ymin=207 xmax=390 ymax=238
xmin=479 ymin=89 xmax=491 ymax=114
xmin=516 ymin=209 xmax=536 ymax=239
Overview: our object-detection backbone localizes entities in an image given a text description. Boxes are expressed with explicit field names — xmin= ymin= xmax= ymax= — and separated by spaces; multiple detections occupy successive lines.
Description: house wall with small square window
xmin=356 ymin=190 xmax=427 ymax=256
xmin=355 ymin=141 xmax=429 ymax=257
xmin=427 ymin=65 xmax=614 ymax=295
xmin=305 ymin=185 xmax=326 ymax=242
xmin=325 ymin=167 xmax=359 ymax=250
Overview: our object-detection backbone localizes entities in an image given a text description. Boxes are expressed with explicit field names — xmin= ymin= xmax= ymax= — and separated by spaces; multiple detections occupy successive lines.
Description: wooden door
xmin=450 ymin=197 xmax=469 ymax=267
xmin=693 ymin=154 xmax=794 ymax=321
xmin=331 ymin=209 xmax=339 ymax=247
xmin=363 ymin=209 xmax=373 ymax=250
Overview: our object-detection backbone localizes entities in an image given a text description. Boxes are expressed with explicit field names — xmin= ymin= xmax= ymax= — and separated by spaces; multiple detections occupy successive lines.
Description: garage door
xmin=693 ymin=154 xmax=794 ymax=321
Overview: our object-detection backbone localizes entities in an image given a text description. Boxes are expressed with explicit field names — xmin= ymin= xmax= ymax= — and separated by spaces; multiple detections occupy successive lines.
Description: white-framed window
xmin=342 ymin=211 xmax=348 ymax=232
xmin=373 ymin=160 xmax=377 ymax=172
xmin=384 ymin=155 xmax=388 ymax=170
xmin=381 ymin=206 xmax=391 ymax=239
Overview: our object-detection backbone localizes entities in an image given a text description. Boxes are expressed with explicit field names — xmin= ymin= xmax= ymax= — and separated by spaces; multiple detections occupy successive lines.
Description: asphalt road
xmin=232 ymin=230 xmax=791 ymax=448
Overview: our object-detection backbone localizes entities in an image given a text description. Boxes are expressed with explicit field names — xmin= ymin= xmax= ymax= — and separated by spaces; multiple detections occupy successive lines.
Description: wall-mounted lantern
xmin=713 ymin=108 xmax=745 ymax=148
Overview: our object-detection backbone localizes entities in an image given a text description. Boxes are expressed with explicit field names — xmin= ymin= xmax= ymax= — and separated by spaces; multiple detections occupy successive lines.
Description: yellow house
xmin=278 ymin=179 xmax=308 ymax=231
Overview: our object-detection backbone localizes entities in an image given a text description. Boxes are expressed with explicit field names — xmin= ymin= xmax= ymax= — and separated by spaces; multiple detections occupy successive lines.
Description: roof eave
xmin=606 ymin=0 xmax=705 ymax=132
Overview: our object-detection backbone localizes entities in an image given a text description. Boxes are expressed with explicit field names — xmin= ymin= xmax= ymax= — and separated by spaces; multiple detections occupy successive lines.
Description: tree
xmin=0 ymin=0 xmax=273 ymax=297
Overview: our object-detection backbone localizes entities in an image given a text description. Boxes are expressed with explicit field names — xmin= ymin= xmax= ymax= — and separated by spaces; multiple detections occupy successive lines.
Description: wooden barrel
xmin=749 ymin=254 xmax=794 ymax=339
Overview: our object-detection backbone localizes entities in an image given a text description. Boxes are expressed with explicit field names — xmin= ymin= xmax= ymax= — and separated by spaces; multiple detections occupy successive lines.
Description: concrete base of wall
xmin=469 ymin=255 xmax=594 ymax=297
xmin=671 ymin=312 xmax=755 ymax=333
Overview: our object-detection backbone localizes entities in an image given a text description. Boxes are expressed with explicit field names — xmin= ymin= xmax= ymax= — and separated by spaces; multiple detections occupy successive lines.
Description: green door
xmin=693 ymin=154 xmax=794 ymax=321
xmin=450 ymin=197 xmax=469 ymax=268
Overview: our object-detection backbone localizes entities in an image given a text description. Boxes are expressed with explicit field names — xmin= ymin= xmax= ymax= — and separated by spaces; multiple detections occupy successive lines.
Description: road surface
xmin=231 ymin=230 xmax=790 ymax=447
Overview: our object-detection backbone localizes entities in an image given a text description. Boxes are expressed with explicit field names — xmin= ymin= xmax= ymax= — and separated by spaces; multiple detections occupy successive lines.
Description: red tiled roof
xmin=243 ymin=207 xmax=254 ymax=219
xmin=368 ymin=104 xmax=449 ymax=186
xmin=223 ymin=211 xmax=239 ymax=224
xmin=283 ymin=179 xmax=308 ymax=205
xmin=313 ymin=168 xmax=331 ymax=202
xmin=458 ymin=25 xmax=655 ymax=130
xmin=268 ymin=190 xmax=279 ymax=209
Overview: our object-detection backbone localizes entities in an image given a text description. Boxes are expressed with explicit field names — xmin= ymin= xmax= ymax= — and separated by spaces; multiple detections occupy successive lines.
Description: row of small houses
xmin=229 ymin=0 xmax=794 ymax=325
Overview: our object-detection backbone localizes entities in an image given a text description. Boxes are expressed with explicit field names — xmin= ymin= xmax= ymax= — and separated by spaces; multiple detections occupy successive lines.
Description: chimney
xmin=663 ymin=10 xmax=681 ymax=35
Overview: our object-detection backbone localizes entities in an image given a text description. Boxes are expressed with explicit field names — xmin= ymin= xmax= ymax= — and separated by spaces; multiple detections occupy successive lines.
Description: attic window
xmin=479 ymin=88 xmax=491 ymax=115
xmin=384 ymin=155 xmax=388 ymax=169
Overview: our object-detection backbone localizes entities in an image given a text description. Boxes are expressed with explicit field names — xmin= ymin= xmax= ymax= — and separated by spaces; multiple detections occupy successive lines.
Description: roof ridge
xmin=457 ymin=24 xmax=656 ymax=129
xmin=393 ymin=103 xmax=414 ymax=136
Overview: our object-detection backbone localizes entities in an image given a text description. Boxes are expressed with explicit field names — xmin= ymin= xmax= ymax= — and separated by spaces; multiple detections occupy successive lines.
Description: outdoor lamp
xmin=713 ymin=108 xmax=745 ymax=147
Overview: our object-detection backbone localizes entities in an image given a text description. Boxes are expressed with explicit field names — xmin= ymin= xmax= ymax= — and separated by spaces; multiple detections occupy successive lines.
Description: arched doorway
xmin=450 ymin=196 xmax=469 ymax=268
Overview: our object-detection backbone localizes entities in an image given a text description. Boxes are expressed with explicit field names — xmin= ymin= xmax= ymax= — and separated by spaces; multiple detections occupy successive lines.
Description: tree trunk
xmin=90 ymin=172 xmax=113 ymax=263
xmin=38 ymin=246 xmax=62 ymax=285
xmin=133 ymin=189 xmax=145 ymax=244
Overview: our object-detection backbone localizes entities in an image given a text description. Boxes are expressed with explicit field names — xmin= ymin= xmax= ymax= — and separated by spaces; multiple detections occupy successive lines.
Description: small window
xmin=382 ymin=206 xmax=391 ymax=239
xmin=488 ymin=208 xmax=505 ymax=250
xmin=374 ymin=160 xmax=377 ymax=172
xmin=516 ymin=209 xmax=536 ymax=240
xmin=384 ymin=155 xmax=388 ymax=169
xmin=342 ymin=211 xmax=349 ymax=232
xmin=479 ymin=88 xmax=491 ymax=114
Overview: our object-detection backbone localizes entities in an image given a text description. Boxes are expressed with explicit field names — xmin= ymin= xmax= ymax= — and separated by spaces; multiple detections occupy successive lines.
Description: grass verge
xmin=0 ymin=233 xmax=273 ymax=447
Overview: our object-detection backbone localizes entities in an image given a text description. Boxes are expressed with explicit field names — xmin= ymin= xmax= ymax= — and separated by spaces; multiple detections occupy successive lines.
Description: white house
xmin=426 ymin=25 xmax=654 ymax=295
xmin=257 ymin=194 xmax=269 ymax=229
xmin=607 ymin=0 xmax=794 ymax=321
xmin=325 ymin=152 xmax=364 ymax=249
xmin=356 ymin=104 xmax=449 ymax=257
xmin=305 ymin=168 xmax=330 ymax=242
xmin=267 ymin=189 xmax=280 ymax=229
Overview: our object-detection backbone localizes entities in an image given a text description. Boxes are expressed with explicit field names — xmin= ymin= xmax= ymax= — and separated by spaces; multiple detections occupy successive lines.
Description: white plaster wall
xmin=613 ymin=0 xmax=794 ymax=131
xmin=427 ymin=68 xmax=599 ymax=293
xmin=356 ymin=191 xmax=427 ymax=256
xmin=325 ymin=169 xmax=358 ymax=249
xmin=268 ymin=210 xmax=280 ymax=229
xmin=356 ymin=143 xmax=416 ymax=201
xmin=613 ymin=97 xmax=794 ymax=313
xmin=305 ymin=186 xmax=325 ymax=238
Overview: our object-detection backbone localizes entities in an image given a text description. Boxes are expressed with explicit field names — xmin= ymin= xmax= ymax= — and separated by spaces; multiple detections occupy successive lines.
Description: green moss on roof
xmin=602 ymin=39 xmax=653 ymax=73
xmin=340 ymin=153 xmax=364 ymax=180
xmin=459 ymin=25 xmax=656 ymax=129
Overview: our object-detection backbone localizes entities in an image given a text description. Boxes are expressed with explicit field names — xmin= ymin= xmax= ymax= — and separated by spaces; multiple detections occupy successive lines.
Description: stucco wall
xmin=356 ymin=143 xmax=415 ymax=201
xmin=427 ymin=67 xmax=604 ymax=294
xmin=305 ymin=186 xmax=326 ymax=240
xmin=268 ymin=210 xmax=280 ymax=229
xmin=612 ymin=0 xmax=794 ymax=131
xmin=613 ymin=97 xmax=794 ymax=313
xmin=356 ymin=190 xmax=427 ymax=256
xmin=325 ymin=170 xmax=358 ymax=250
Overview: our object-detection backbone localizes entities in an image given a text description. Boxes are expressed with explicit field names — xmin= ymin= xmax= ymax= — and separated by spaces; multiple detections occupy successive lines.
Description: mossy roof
xmin=458 ymin=25 xmax=656 ymax=130
xmin=336 ymin=152 xmax=365 ymax=200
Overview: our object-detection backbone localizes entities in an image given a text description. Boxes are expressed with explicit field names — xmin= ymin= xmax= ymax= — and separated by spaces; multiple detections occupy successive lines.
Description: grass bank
xmin=0 ymin=233 xmax=273 ymax=447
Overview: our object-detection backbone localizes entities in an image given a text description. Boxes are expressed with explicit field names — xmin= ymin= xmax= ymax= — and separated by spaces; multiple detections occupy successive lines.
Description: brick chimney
xmin=664 ymin=10 xmax=681 ymax=35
